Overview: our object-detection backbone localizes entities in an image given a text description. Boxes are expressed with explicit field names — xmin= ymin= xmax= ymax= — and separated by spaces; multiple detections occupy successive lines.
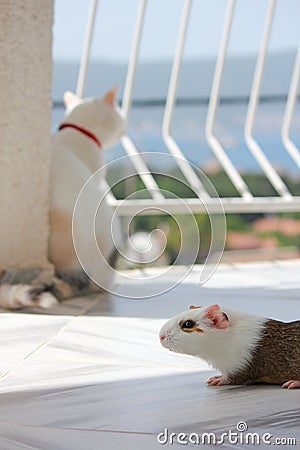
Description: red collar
xmin=58 ymin=123 xmax=102 ymax=149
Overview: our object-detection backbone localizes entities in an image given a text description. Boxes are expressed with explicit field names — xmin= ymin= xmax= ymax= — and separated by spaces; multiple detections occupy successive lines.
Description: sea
xmin=52 ymin=54 xmax=300 ymax=178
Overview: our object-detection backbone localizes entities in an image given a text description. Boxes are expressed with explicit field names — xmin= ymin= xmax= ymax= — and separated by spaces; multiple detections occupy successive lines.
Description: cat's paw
xmin=0 ymin=284 xmax=58 ymax=309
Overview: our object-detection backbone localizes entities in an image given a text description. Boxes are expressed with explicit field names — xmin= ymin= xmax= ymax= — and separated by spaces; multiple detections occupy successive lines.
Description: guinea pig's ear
xmin=204 ymin=304 xmax=229 ymax=329
xmin=189 ymin=305 xmax=202 ymax=310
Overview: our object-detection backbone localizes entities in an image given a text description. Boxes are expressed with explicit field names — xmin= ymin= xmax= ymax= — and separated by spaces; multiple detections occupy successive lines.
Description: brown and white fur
xmin=0 ymin=88 xmax=125 ymax=309
xmin=159 ymin=304 xmax=300 ymax=389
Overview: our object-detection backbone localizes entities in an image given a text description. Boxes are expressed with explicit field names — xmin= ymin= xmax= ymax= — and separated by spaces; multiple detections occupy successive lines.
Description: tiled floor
xmin=0 ymin=261 xmax=299 ymax=449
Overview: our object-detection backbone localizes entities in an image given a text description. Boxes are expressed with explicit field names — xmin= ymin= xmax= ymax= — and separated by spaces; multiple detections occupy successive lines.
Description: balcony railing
xmin=76 ymin=0 xmax=300 ymax=215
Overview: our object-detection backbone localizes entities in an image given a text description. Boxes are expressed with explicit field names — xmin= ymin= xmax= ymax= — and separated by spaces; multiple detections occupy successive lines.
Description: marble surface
xmin=0 ymin=260 xmax=299 ymax=449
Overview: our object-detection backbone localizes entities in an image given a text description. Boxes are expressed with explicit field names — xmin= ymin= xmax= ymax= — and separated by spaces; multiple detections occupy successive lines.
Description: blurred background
xmin=52 ymin=0 xmax=300 ymax=267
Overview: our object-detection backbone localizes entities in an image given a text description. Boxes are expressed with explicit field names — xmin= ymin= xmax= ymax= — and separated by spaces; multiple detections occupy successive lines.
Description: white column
xmin=0 ymin=0 xmax=54 ymax=271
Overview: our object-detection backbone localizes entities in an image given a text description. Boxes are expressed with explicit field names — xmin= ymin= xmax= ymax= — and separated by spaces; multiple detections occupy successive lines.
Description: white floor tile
xmin=0 ymin=261 xmax=299 ymax=449
xmin=0 ymin=423 xmax=162 ymax=450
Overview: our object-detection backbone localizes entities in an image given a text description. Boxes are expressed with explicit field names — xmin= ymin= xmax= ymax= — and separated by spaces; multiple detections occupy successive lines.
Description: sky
xmin=53 ymin=0 xmax=300 ymax=63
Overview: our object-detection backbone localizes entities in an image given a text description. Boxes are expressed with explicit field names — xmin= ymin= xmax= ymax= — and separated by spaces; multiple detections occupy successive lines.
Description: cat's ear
xmin=64 ymin=91 xmax=80 ymax=109
xmin=103 ymin=86 xmax=118 ymax=107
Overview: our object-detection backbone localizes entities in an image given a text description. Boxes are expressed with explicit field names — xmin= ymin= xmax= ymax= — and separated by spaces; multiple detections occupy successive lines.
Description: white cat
xmin=0 ymin=88 xmax=125 ymax=308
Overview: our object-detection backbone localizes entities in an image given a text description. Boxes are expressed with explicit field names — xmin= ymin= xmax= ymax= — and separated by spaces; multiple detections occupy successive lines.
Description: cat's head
xmin=63 ymin=87 xmax=125 ymax=150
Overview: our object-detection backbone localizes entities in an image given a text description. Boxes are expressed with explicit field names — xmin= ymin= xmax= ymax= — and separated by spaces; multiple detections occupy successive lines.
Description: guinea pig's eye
xmin=181 ymin=320 xmax=196 ymax=330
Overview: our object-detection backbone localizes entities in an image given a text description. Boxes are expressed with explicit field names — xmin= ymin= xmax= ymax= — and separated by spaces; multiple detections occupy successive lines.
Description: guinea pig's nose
xmin=159 ymin=332 xmax=171 ymax=349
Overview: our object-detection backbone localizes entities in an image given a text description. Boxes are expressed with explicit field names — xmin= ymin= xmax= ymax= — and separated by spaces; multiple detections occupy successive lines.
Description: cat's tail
xmin=0 ymin=283 xmax=58 ymax=309
xmin=0 ymin=269 xmax=101 ymax=309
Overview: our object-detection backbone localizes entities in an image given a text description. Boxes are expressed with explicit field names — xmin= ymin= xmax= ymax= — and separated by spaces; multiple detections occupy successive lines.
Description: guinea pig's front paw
xmin=281 ymin=380 xmax=300 ymax=389
xmin=206 ymin=375 xmax=230 ymax=386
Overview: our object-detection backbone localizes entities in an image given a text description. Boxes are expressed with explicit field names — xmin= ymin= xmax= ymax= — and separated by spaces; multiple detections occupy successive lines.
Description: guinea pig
xmin=159 ymin=304 xmax=300 ymax=389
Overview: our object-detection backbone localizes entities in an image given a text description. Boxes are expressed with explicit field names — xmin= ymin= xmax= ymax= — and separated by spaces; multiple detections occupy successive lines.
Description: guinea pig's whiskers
xmin=170 ymin=339 xmax=179 ymax=354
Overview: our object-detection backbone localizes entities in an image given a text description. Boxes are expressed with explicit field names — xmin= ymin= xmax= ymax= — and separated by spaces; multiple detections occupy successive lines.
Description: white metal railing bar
xmin=244 ymin=0 xmax=292 ymax=199
xmin=205 ymin=0 xmax=253 ymax=201
xmin=281 ymin=43 xmax=300 ymax=169
xmin=120 ymin=0 xmax=164 ymax=201
xmin=121 ymin=0 xmax=146 ymax=121
xmin=73 ymin=2 xmax=126 ymax=224
xmin=76 ymin=0 xmax=99 ymax=98
xmin=109 ymin=196 xmax=300 ymax=216
xmin=120 ymin=136 xmax=165 ymax=201
xmin=162 ymin=0 xmax=210 ymax=201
